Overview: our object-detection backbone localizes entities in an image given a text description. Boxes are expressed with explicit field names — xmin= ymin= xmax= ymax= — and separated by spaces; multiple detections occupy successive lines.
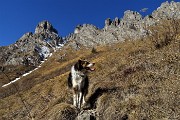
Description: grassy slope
xmin=0 ymin=65 xmax=35 ymax=87
xmin=0 ymin=24 xmax=180 ymax=119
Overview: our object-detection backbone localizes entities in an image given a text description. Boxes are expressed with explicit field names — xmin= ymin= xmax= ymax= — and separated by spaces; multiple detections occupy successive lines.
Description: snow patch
xmin=2 ymin=77 xmax=20 ymax=87
xmin=35 ymin=45 xmax=50 ymax=60
xmin=34 ymin=68 xmax=38 ymax=71
xmin=22 ymin=72 xmax=30 ymax=77
xmin=56 ymin=44 xmax=64 ymax=49
xmin=2 ymin=59 xmax=47 ymax=87
xmin=2 ymin=42 xmax=65 ymax=87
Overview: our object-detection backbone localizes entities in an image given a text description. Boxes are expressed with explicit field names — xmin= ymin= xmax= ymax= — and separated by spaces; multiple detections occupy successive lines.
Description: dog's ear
xmin=79 ymin=58 xmax=86 ymax=62
xmin=78 ymin=59 xmax=82 ymax=64
xmin=74 ymin=59 xmax=82 ymax=70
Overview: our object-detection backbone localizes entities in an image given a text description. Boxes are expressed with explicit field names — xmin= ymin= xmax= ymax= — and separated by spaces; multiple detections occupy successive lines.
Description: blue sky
xmin=0 ymin=0 xmax=176 ymax=46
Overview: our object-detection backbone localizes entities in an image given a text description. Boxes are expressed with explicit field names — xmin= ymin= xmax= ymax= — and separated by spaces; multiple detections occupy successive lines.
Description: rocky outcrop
xmin=103 ymin=10 xmax=146 ymax=41
xmin=66 ymin=1 xmax=180 ymax=47
xmin=104 ymin=18 xmax=112 ymax=29
xmin=65 ymin=11 xmax=144 ymax=47
xmin=35 ymin=20 xmax=58 ymax=34
xmin=113 ymin=17 xmax=120 ymax=26
xmin=0 ymin=21 xmax=63 ymax=66
xmin=152 ymin=1 xmax=180 ymax=19
xmin=66 ymin=24 xmax=101 ymax=48
xmin=76 ymin=110 xmax=97 ymax=120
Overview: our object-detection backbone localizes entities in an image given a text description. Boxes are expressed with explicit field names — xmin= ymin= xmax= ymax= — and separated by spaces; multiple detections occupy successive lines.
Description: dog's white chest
xmin=71 ymin=66 xmax=84 ymax=87
xmin=72 ymin=75 xmax=83 ymax=86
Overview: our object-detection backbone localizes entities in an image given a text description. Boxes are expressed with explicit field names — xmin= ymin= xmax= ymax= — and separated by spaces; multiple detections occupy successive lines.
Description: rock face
xmin=0 ymin=21 xmax=63 ymax=66
xmin=1 ymin=1 xmax=180 ymax=65
xmin=66 ymin=1 xmax=180 ymax=47
xmin=152 ymin=1 xmax=180 ymax=19
xmin=35 ymin=21 xmax=58 ymax=34
xmin=113 ymin=17 xmax=120 ymax=26
xmin=104 ymin=18 xmax=112 ymax=29
xmin=66 ymin=24 xmax=101 ymax=48
xmin=76 ymin=110 xmax=97 ymax=120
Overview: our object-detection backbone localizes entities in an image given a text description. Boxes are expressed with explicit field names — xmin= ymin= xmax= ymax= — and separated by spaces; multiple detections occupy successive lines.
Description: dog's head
xmin=74 ymin=59 xmax=95 ymax=72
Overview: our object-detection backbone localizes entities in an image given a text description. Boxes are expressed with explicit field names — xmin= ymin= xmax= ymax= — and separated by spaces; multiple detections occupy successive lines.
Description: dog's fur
xmin=68 ymin=59 xmax=95 ymax=108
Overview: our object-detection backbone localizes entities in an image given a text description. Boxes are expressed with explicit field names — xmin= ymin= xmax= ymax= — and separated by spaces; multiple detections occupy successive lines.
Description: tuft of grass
xmin=39 ymin=103 xmax=78 ymax=120
xmin=91 ymin=47 xmax=98 ymax=54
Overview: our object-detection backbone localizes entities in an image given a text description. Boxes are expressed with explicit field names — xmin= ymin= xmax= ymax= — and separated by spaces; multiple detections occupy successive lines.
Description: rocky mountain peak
xmin=104 ymin=17 xmax=120 ymax=28
xmin=152 ymin=1 xmax=180 ymax=19
xmin=105 ymin=18 xmax=112 ymax=27
xmin=123 ymin=10 xmax=142 ymax=21
xmin=0 ymin=20 xmax=63 ymax=66
xmin=74 ymin=24 xmax=83 ymax=34
xmin=19 ymin=32 xmax=33 ymax=41
xmin=113 ymin=17 xmax=120 ymax=26
xmin=35 ymin=20 xmax=58 ymax=34
xmin=67 ymin=1 xmax=180 ymax=48
xmin=66 ymin=24 xmax=101 ymax=48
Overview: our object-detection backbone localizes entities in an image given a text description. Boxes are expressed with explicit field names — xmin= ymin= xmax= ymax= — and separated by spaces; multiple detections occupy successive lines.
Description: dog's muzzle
xmin=86 ymin=63 xmax=95 ymax=71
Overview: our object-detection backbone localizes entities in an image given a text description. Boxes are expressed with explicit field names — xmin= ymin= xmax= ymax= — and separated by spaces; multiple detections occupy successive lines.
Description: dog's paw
xmin=81 ymin=102 xmax=91 ymax=110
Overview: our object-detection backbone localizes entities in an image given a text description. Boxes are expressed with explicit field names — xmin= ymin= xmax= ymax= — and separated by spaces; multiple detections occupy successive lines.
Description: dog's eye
xmin=86 ymin=62 xmax=90 ymax=66
xmin=82 ymin=61 xmax=87 ymax=64
xmin=81 ymin=62 xmax=86 ymax=66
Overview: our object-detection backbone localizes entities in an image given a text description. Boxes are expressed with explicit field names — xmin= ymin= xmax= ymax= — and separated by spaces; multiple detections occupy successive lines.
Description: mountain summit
xmin=35 ymin=20 xmax=58 ymax=34
xmin=0 ymin=21 xmax=63 ymax=67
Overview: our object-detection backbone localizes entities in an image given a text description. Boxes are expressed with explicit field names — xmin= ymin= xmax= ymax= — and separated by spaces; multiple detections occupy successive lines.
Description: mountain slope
xmin=0 ymin=21 xmax=63 ymax=87
xmin=0 ymin=1 xmax=180 ymax=120
xmin=0 ymin=22 xmax=179 ymax=119
xmin=1 ymin=1 xmax=179 ymax=87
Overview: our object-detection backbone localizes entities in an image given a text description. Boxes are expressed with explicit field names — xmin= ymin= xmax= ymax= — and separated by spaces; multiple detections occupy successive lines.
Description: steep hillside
xmin=1 ymin=1 xmax=179 ymax=87
xmin=0 ymin=21 xmax=63 ymax=87
xmin=0 ymin=19 xmax=180 ymax=119
xmin=0 ymin=1 xmax=180 ymax=120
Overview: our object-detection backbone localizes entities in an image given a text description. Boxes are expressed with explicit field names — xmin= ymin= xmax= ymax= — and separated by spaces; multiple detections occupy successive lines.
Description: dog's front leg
xmin=73 ymin=93 xmax=77 ymax=107
xmin=78 ymin=92 xmax=83 ymax=108
xmin=73 ymin=87 xmax=79 ymax=107
xmin=82 ymin=95 xmax=86 ymax=105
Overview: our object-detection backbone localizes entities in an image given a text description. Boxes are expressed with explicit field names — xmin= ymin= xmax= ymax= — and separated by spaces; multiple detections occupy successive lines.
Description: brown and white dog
xmin=68 ymin=59 xmax=95 ymax=108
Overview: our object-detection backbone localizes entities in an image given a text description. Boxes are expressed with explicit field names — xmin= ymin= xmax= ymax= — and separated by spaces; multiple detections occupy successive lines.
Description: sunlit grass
xmin=0 ymin=19 xmax=180 ymax=119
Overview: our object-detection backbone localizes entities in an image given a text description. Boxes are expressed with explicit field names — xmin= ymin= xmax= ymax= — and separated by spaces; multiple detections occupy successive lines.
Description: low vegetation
xmin=0 ymin=20 xmax=180 ymax=120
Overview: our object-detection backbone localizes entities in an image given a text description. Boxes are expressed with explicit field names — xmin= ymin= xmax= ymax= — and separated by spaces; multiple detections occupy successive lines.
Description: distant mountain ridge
xmin=0 ymin=1 xmax=180 ymax=66
xmin=66 ymin=1 xmax=180 ymax=47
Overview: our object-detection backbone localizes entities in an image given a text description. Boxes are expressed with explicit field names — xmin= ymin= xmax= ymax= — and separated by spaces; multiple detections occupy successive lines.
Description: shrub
xmin=91 ymin=47 xmax=98 ymax=54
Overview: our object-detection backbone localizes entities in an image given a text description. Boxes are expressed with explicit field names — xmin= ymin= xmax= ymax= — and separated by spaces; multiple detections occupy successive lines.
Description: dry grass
xmin=0 ymin=65 xmax=35 ymax=86
xmin=0 ymin=19 xmax=180 ymax=120
xmin=41 ymin=103 xmax=78 ymax=120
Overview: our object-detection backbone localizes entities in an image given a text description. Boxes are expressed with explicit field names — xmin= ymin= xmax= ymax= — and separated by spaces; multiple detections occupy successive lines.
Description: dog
xmin=68 ymin=59 xmax=95 ymax=108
